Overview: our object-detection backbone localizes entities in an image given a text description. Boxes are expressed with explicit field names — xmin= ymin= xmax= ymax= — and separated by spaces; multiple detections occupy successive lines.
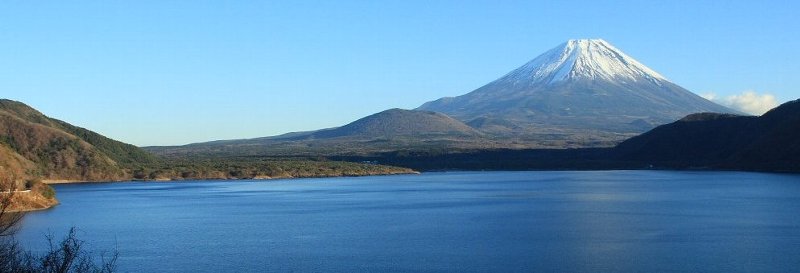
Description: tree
xmin=0 ymin=168 xmax=23 ymax=238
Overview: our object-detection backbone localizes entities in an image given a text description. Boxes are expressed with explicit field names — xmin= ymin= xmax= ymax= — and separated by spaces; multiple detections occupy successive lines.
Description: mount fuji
xmin=149 ymin=39 xmax=744 ymax=157
xmin=418 ymin=39 xmax=736 ymax=144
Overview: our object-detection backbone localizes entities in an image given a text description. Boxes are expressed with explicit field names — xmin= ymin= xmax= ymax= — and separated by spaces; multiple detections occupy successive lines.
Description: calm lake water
xmin=16 ymin=171 xmax=800 ymax=272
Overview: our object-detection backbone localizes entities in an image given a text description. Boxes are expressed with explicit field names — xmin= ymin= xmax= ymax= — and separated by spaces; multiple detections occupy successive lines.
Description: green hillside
xmin=0 ymin=99 xmax=158 ymax=181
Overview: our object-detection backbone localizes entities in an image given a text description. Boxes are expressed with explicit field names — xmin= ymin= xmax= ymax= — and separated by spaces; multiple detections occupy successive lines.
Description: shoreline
xmin=19 ymin=171 xmax=417 ymax=212
xmin=41 ymin=168 xmax=800 ymax=186
xmin=8 ymin=202 xmax=59 ymax=213
xmin=42 ymin=170 xmax=421 ymax=185
xmin=42 ymin=179 xmax=92 ymax=184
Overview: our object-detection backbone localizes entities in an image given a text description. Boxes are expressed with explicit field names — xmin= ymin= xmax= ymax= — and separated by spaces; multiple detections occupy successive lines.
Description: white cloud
xmin=702 ymin=91 xmax=779 ymax=115
xmin=700 ymin=93 xmax=716 ymax=101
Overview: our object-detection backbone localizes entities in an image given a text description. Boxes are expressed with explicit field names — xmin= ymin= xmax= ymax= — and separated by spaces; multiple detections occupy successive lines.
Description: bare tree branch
xmin=0 ymin=168 xmax=24 ymax=238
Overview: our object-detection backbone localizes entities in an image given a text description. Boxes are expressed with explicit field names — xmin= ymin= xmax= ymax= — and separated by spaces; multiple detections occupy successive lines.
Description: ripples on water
xmin=16 ymin=171 xmax=800 ymax=272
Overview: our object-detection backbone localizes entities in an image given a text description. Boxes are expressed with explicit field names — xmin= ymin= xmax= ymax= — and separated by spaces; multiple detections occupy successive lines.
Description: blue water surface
xmin=16 ymin=171 xmax=800 ymax=272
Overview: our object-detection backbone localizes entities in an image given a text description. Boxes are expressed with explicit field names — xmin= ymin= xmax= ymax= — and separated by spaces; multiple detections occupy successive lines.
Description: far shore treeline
xmin=2 ymin=97 xmax=800 ymax=211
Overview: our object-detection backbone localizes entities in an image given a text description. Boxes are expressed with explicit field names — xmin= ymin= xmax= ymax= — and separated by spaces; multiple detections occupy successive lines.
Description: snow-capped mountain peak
xmin=417 ymin=38 xmax=737 ymax=142
xmin=504 ymin=39 xmax=667 ymax=85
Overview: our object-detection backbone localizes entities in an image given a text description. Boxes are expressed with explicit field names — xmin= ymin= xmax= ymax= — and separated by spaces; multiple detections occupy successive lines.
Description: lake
xmin=16 ymin=171 xmax=800 ymax=272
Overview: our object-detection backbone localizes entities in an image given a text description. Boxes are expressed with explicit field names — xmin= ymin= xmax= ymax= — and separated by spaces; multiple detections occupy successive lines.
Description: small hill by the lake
xmin=302 ymin=108 xmax=482 ymax=140
xmin=614 ymin=99 xmax=800 ymax=171
xmin=147 ymin=109 xmax=505 ymax=157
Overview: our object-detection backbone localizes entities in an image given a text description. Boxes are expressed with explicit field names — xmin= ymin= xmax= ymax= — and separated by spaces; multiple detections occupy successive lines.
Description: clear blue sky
xmin=1 ymin=1 xmax=797 ymax=146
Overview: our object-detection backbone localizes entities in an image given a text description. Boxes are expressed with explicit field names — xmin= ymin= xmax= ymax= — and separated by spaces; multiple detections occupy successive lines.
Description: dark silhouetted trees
xmin=0 ymin=168 xmax=117 ymax=273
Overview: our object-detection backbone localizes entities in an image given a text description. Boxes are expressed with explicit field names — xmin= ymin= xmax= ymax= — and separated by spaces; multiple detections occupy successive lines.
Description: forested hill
xmin=306 ymin=108 xmax=482 ymax=139
xmin=614 ymin=99 xmax=800 ymax=171
xmin=0 ymin=99 xmax=159 ymax=181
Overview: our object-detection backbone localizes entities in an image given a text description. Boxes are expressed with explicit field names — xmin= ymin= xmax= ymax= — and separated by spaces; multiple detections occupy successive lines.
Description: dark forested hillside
xmin=614 ymin=99 xmax=800 ymax=171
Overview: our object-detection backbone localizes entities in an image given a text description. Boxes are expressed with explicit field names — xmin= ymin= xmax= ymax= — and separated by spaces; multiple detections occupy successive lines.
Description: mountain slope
xmin=147 ymin=109 xmax=488 ymax=157
xmin=614 ymin=99 xmax=800 ymax=171
xmin=0 ymin=99 xmax=159 ymax=181
xmin=306 ymin=109 xmax=481 ymax=139
xmin=418 ymin=39 xmax=736 ymax=141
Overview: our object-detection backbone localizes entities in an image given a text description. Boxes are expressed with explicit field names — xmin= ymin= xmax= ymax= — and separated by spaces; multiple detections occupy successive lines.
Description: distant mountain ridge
xmin=418 ymin=39 xmax=736 ymax=141
xmin=0 ymin=99 xmax=159 ymax=181
xmin=147 ymin=108 xmax=490 ymax=157
xmin=293 ymin=108 xmax=482 ymax=140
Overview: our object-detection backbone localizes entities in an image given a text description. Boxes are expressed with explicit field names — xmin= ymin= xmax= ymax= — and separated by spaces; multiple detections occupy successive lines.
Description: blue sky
xmin=1 ymin=1 xmax=797 ymax=146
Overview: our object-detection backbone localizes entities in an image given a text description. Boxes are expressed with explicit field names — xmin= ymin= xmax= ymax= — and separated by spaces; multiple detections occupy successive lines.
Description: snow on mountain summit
xmin=503 ymin=39 xmax=667 ymax=85
xmin=417 ymin=38 xmax=738 ymax=143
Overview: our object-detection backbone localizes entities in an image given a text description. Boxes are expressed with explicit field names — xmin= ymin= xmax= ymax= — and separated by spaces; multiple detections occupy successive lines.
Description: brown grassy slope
xmin=0 ymin=100 xmax=135 ymax=181
xmin=0 ymin=100 xmax=159 ymax=167
xmin=310 ymin=109 xmax=483 ymax=139
xmin=0 ymin=144 xmax=35 ymax=179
